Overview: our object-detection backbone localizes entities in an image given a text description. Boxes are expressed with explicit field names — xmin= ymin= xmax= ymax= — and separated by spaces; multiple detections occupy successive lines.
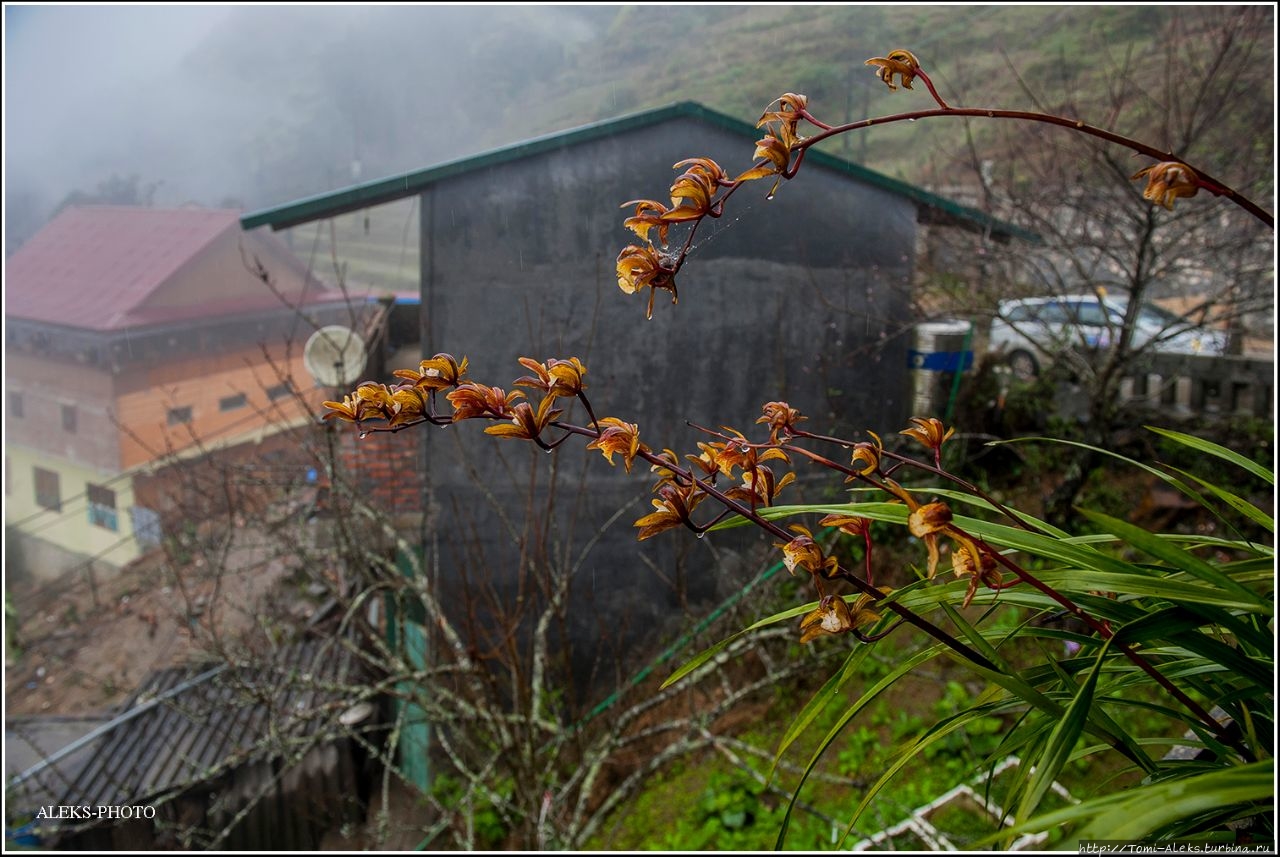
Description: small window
xmin=167 ymin=405 xmax=193 ymax=426
xmin=87 ymin=483 xmax=118 ymax=531
xmin=1034 ymin=302 xmax=1070 ymax=324
xmin=266 ymin=381 xmax=294 ymax=402
xmin=219 ymin=393 xmax=248 ymax=412
xmin=61 ymin=404 xmax=78 ymax=433
xmin=34 ymin=467 xmax=61 ymax=512
xmin=1072 ymin=302 xmax=1110 ymax=326
xmin=9 ymin=392 xmax=23 ymax=419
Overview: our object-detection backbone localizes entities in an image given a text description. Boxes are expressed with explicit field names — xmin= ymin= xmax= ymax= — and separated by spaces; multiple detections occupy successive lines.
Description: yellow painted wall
xmin=4 ymin=445 xmax=141 ymax=570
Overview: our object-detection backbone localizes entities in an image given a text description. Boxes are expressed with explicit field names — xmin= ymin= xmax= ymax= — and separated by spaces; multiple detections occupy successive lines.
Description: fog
xmin=4 ymin=5 xmax=607 ymax=251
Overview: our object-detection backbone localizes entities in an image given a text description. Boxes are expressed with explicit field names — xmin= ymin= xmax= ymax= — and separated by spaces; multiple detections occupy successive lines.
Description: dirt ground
xmin=4 ymin=529 xmax=301 ymax=717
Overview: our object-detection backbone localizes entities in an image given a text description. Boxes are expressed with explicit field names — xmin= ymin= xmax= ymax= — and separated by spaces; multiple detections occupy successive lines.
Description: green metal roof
xmin=240 ymin=101 xmax=1036 ymax=242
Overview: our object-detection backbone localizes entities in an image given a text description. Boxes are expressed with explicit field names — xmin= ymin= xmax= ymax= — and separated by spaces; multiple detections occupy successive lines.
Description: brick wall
xmin=336 ymin=429 xmax=425 ymax=516
xmin=133 ymin=425 xmax=322 ymax=529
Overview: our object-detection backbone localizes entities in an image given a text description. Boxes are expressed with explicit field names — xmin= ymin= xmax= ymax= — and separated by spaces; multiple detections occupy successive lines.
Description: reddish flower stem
xmin=339 ymin=391 xmax=1241 ymax=757
xmin=965 ymin=529 xmax=1241 ymax=752
xmin=795 ymin=107 xmax=1271 ymax=228
xmin=915 ymin=69 xmax=951 ymax=110
xmin=543 ymin=421 xmax=1004 ymax=672
xmin=781 ymin=436 xmax=1244 ymax=752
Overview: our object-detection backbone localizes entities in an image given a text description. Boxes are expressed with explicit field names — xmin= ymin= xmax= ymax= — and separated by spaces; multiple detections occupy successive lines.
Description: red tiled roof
xmin=5 ymin=206 xmax=342 ymax=332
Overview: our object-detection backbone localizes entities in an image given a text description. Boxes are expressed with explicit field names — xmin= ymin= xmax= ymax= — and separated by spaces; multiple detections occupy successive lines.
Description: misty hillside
xmin=184 ymin=5 xmax=1202 ymax=202
xmin=6 ymin=5 xmax=1271 ymax=251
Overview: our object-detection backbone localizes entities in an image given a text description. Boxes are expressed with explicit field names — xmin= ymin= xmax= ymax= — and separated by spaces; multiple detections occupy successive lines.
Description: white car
xmin=988 ymin=295 xmax=1228 ymax=380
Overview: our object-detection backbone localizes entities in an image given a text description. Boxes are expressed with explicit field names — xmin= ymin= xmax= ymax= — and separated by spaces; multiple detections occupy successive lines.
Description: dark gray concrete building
xmin=241 ymin=101 xmax=1023 ymax=700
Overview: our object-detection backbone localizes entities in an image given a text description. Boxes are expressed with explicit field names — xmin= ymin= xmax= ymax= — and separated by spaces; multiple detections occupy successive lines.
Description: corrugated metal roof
xmin=6 ymin=206 xmax=241 ymax=331
xmin=240 ymin=101 xmax=1038 ymax=242
xmin=5 ymin=716 xmax=108 ymax=815
xmin=50 ymin=639 xmax=363 ymax=809
xmin=5 ymin=206 xmax=351 ymax=333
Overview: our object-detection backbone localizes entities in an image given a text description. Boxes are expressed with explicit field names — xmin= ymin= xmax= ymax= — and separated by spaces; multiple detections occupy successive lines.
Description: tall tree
xmin=921 ymin=6 xmax=1273 ymax=517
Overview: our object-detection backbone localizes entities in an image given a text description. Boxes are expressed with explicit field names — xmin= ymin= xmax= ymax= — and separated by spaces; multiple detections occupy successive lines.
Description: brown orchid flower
xmin=515 ymin=357 xmax=588 ymax=399
xmin=776 ymin=524 xmax=840 ymax=578
xmin=847 ymin=431 xmax=885 ymax=479
xmin=483 ymin=396 xmax=563 ymax=441
xmin=736 ymin=133 xmax=792 ymax=196
xmin=446 ymin=383 xmax=524 ymax=422
xmin=663 ymin=158 xmax=728 ymax=223
xmin=900 ymin=416 xmax=955 ymax=467
xmin=1131 ymin=162 xmax=1200 ymax=210
xmin=685 ymin=442 xmax=725 ymax=481
xmin=819 ymin=513 xmax=871 ymax=539
xmin=388 ymin=387 xmax=429 ymax=428
xmin=648 ymin=449 xmax=678 ymax=485
xmin=586 ymin=417 xmax=650 ymax=472
xmin=392 ymin=352 xmax=469 ymax=392
xmin=756 ymin=93 xmax=810 ymax=142
xmin=707 ymin=430 xmax=790 ymax=479
xmin=546 ymin=358 xmax=589 ymax=397
xmin=634 ymin=482 xmax=706 ymax=542
xmin=865 ymin=49 xmax=920 ymax=91
xmin=737 ymin=93 xmax=818 ymax=193
xmin=322 ymin=393 xmax=364 ymax=423
xmin=756 ymin=401 xmax=807 ymax=443
xmin=620 ymin=199 xmax=673 ymax=246
xmin=325 ymin=383 xmax=394 ymax=424
xmin=798 ymin=592 xmax=883 ymax=645
xmin=819 ymin=512 xmax=875 ymax=585
xmin=616 ymin=243 xmax=678 ymax=319
xmin=725 ymin=464 xmax=796 ymax=509
xmin=908 ymin=501 xmax=954 ymax=579
xmin=325 ymin=381 xmax=427 ymax=428
xmin=951 ymin=543 xmax=1004 ymax=609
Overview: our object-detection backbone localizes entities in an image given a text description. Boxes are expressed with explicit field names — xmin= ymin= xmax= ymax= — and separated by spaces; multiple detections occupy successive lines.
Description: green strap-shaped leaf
xmin=659 ymin=601 xmax=811 ymax=689
xmin=1080 ymin=509 xmax=1270 ymax=611
xmin=988 ymin=759 xmax=1273 ymax=845
xmin=1018 ymin=638 xmax=1109 ymax=822
xmin=769 ymin=644 xmax=870 ymax=775
xmin=1147 ymin=425 xmax=1274 ymax=486
xmin=774 ymin=644 xmax=944 ymax=848
xmin=1165 ymin=464 xmax=1274 ymax=533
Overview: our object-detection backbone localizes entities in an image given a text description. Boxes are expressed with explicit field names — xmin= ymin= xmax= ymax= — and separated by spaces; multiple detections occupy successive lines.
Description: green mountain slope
xmin=191 ymin=5 xmax=1245 ymax=209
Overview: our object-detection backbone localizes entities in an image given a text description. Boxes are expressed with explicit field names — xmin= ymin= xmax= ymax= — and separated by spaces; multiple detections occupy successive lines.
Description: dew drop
xmin=907 ymin=117 xmax=916 ymax=122
xmin=765 ymin=192 xmax=775 ymax=201
xmin=695 ymin=531 xmax=706 ymax=540
xmin=544 ymin=447 xmax=554 ymax=455
xmin=1076 ymin=120 xmax=1084 ymax=128
xmin=358 ymin=432 xmax=369 ymax=440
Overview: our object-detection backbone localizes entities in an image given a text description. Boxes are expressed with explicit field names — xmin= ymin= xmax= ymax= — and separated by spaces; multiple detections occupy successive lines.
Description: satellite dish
xmin=303 ymin=325 xmax=367 ymax=387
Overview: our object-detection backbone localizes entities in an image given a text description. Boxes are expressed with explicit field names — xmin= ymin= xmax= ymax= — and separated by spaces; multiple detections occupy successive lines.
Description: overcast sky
xmin=5 ymin=6 xmax=235 ymax=206
xmin=2 ymin=4 xmax=603 ymax=250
